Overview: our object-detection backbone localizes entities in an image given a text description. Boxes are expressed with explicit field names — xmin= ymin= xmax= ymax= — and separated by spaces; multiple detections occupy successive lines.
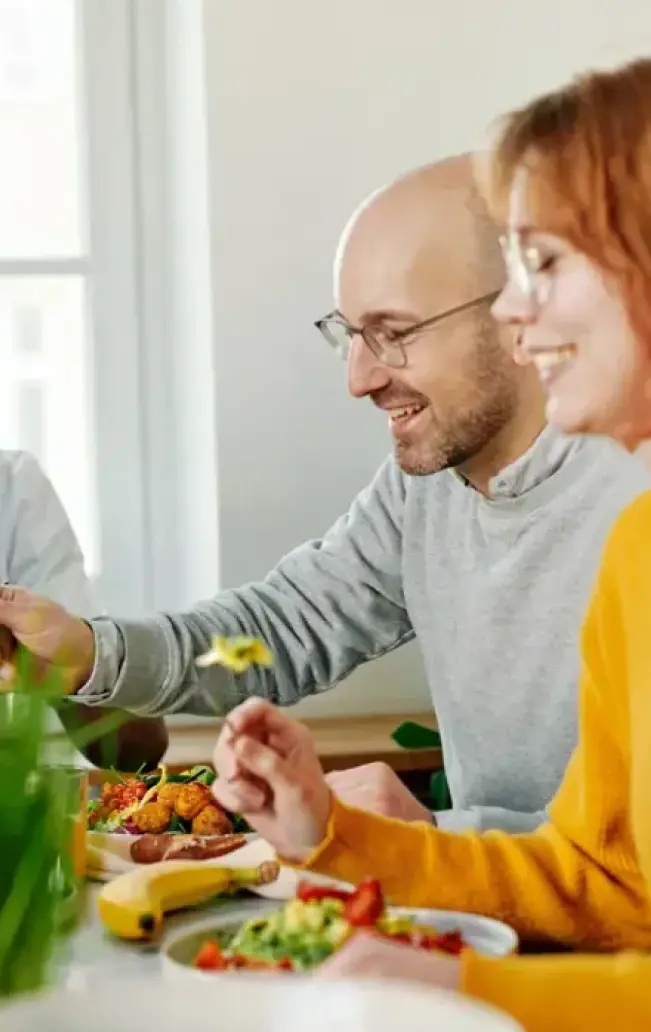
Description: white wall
xmin=181 ymin=0 xmax=651 ymax=718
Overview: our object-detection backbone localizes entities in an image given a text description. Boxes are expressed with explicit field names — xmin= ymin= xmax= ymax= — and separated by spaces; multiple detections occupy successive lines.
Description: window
xmin=0 ymin=0 xmax=219 ymax=618
xmin=0 ymin=0 xmax=155 ymax=614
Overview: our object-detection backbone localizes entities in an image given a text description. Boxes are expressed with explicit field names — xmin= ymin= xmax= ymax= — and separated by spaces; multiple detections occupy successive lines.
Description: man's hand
xmin=315 ymin=933 xmax=461 ymax=989
xmin=326 ymin=763 xmax=434 ymax=824
xmin=0 ymin=585 xmax=95 ymax=696
xmin=212 ymin=698 xmax=332 ymax=862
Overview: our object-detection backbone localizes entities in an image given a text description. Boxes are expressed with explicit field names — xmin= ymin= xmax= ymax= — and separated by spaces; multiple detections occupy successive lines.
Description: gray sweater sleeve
xmin=75 ymin=459 xmax=413 ymax=717
xmin=435 ymin=806 xmax=548 ymax=833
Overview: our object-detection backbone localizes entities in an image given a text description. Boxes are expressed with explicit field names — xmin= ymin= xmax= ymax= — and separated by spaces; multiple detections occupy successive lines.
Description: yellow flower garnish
xmin=195 ymin=635 xmax=273 ymax=674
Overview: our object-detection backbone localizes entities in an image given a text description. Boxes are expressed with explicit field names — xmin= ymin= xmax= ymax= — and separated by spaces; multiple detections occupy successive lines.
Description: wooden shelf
xmin=84 ymin=712 xmax=442 ymax=783
xmin=163 ymin=712 xmax=441 ymax=776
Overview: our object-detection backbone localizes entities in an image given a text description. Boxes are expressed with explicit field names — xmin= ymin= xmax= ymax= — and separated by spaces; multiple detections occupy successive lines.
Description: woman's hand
xmin=315 ymin=932 xmax=462 ymax=990
xmin=212 ymin=698 xmax=332 ymax=861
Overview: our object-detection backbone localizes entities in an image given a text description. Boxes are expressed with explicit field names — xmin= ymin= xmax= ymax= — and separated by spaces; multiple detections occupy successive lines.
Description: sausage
xmin=130 ymin=834 xmax=172 ymax=864
xmin=164 ymin=833 xmax=247 ymax=861
xmin=129 ymin=832 xmax=246 ymax=864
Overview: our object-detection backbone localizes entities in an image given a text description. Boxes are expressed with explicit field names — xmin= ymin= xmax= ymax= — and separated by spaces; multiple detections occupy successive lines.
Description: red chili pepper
xmin=296 ymin=882 xmax=352 ymax=904
xmin=343 ymin=879 xmax=384 ymax=927
xmin=194 ymin=940 xmax=228 ymax=970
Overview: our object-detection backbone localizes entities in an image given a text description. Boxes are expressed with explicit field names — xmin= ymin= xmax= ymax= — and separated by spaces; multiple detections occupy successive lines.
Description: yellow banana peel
xmin=98 ymin=859 xmax=279 ymax=941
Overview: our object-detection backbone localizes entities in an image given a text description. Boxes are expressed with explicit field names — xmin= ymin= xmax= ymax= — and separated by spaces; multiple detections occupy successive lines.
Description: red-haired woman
xmin=212 ymin=58 xmax=651 ymax=1032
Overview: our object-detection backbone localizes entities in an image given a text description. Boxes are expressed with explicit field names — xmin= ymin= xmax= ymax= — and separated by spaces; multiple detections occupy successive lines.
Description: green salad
xmin=221 ymin=898 xmax=350 ymax=971
xmin=193 ymin=879 xmax=468 ymax=975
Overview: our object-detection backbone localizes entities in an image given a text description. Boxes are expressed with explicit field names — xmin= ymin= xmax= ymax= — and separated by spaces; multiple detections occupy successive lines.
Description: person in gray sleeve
xmin=0 ymin=153 xmax=648 ymax=832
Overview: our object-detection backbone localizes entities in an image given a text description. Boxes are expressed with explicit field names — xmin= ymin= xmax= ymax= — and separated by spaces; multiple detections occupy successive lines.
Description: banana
xmin=98 ymin=859 xmax=279 ymax=941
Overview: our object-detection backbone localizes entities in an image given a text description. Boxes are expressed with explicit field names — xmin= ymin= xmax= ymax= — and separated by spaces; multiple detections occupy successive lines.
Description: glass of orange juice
xmin=45 ymin=765 xmax=89 ymax=918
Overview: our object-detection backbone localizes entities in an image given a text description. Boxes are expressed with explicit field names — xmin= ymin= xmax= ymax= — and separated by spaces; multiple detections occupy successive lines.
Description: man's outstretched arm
xmin=0 ymin=458 xmax=411 ymax=719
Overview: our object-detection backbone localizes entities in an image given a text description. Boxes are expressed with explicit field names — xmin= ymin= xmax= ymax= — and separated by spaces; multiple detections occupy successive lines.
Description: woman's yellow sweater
xmin=299 ymin=491 xmax=651 ymax=1031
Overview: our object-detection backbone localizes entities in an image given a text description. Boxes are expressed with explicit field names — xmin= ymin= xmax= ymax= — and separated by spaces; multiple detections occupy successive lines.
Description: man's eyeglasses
xmin=315 ymin=292 xmax=499 ymax=369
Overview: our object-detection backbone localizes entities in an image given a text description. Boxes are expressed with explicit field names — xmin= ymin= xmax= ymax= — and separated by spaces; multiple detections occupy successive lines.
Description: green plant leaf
xmin=428 ymin=769 xmax=452 ymax=811
xmin=391 ymin=721 xmax=441 ymax=750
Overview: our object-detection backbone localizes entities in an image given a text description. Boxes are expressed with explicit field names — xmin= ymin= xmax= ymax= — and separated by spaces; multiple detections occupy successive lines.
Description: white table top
xmin=55 ymin=883 xmax=276 ymax=988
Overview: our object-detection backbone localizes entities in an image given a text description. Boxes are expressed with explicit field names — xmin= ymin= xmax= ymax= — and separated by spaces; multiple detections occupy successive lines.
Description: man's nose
xmin=347 ymin=335 xmax=391 ymax=398
xmin=491 ymin=278 xmax=537 ymax=326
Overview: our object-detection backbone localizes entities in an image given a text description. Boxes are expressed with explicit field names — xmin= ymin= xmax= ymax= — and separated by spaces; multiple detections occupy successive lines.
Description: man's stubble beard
xmin=395 ymin=322 xmax=520 ymax=477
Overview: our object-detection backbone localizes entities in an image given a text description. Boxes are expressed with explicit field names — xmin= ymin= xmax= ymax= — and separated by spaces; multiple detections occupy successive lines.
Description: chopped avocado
xmin=320 ymin=898 xmax=345 ymax=918
xmin=282 ymin=900 xmax=308 ymax=934
xmin=218 ymin=898 xmax=353 ymax=971
xmin=302 ymin=902 xmax=327 ymax=933
xmin=247 ymin=918 xmax=269 ymax=933
xmin=293 ymin=941 xmax=334 ymax=970
xmin=325 ymin=918 xmax=350 ymax=948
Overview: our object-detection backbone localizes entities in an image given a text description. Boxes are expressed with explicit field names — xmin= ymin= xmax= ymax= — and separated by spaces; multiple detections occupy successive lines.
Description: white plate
xmin=86 ymin=831 xmax=263 ymax=881
xmin=162 ymin=903 xmax=517 ymax=982
xmin=0 ymin=976 xmax=523 ymax=1032
xmin=391 ymin=908 xmax=518 ymax=957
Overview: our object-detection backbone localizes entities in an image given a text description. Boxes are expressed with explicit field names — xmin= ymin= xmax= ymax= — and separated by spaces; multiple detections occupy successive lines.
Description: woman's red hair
xmin=482 ymin=57 xmax=651 ymax=346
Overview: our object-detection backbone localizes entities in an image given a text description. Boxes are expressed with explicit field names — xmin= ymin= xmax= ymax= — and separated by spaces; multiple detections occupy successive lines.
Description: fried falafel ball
xmin=131 ymin=801 xmax=172 ymax=834
xmin=157 ymin=782 xmax=182 ymax=810
xmin=191 ymin=804 xmax=233 ymax=837
xmin=174 ymin=782 xmax=212 ymax=821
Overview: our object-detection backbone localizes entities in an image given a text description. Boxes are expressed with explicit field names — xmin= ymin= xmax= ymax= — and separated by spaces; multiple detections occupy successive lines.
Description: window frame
xmin=78 ymin=0 xmax=156 ymax=614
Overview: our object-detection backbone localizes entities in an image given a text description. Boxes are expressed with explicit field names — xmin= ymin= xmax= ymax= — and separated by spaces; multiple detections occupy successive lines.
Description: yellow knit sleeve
xmin=462 ymin=950 xmax=651 ymax=1032
xmin=299 ymin=783 xmax=650 ymax=950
